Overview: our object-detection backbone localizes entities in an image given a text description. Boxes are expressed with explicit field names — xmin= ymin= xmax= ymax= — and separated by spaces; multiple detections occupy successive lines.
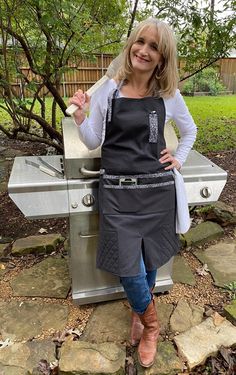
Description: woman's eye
xmin=151 ymin=44 xmax=158 ymax=51
xmin=135 ymin=39 xmax=144 ymax=44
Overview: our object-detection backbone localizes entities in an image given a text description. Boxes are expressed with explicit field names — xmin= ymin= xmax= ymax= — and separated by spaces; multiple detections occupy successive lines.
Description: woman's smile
xmin=135 ymin=54 xmax=150 ymax=63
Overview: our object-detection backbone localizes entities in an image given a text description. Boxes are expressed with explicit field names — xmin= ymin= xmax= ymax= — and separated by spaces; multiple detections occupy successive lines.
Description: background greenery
xmin=182 ymin=67 xmax=227 ymax=96
xmin=184 ymin=95 xmax=236 ymax=153
xmin=0 ymin=0 xmax=235 ymax=150
xmin=1 ymin=95 xmax=235 ymax=154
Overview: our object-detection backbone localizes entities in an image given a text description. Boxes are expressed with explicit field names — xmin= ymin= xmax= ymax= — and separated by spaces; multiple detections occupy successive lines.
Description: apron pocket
xmin=97 ymin=231 xmax=119 ymax=274
xmin=118 ymin=188 xmax=140 ymax=213
xmin=102 ymin=186 xmax=140 ymax=214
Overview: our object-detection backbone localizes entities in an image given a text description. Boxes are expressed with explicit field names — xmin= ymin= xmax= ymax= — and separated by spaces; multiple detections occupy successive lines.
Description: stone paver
xmin=11 ymin=233 xmax=64 ymax=256
xmin=156 ymin=302 xmax=174 ymax=335
xmin=174 ymin=312 xmax=236 ymax=369
xmin=197 ymin=201 xmax=236 ymax=226
xmin=0 ymin=340 xmax=56 ymax=375
xmin=183 ymin=221 xmax=224 ymax=246
xmin=136 ymin=341 xmax=183 ymax=375
xmin=0 ymin=243 xmax=10 ymax=257
xmin=194 ymin=240 xmax=236 ymax=287
xmin=0 ymin=300 xmax=68 ymax=341
xmin=172 ymin=255 xmax=196 ymax=286
xmin=81 ymin=301 xmax=130 ymax=343
xmin=0 ymin=222 xmax=235 ymax=374
xmin=59 ymin=341 xmax=126 ymax=375
xmin=10 ymin=256 xmax=71 ymax=298
xmin=224 ymin=300 xmax=236 ymax=326
xmin=170 ymin=299 xmax=204 ymax=333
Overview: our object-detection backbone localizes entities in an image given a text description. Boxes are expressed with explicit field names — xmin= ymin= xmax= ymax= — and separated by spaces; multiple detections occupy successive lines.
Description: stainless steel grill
xmin=8 ymin=117 xmax=227 ymax=304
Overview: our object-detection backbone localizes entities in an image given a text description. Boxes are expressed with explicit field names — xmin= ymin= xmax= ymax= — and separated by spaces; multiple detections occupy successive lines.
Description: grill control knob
xmin=200 ymin=187 xmax=212 ymax=198
xmin=82 ymin=194 xmax=95 ymax=207
xmin=71 ymin=202 xmax=78 ymax=209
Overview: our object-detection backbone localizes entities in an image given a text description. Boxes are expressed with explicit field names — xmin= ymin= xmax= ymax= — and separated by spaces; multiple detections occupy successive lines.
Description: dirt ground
xmin=0 ymin=136 xmax=236 ymax=374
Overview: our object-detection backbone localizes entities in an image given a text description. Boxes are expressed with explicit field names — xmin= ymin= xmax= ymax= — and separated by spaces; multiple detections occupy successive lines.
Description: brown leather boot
xmin=130 ymin=311 xmax=144 ymax=346
xmin=137 ymin=299 xmax=159 ymax=368
xmin=130 ymin=287 xmax=155 ymax=346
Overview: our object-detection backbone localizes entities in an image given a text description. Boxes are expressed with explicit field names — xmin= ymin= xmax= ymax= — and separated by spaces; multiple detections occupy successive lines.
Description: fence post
xmin=62 ymin=73 xmax=66 ymax=98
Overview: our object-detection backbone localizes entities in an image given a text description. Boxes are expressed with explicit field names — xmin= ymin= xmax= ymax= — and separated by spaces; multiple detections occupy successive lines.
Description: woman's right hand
xmin=68 ymin=90 xmax=90 ymax=125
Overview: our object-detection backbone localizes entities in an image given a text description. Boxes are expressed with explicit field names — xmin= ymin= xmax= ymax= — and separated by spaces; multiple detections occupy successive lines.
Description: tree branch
xmin=1 ymin=23 xmax=37 ymax=75
xmin=180 ymin=55 xmax=227 ymax=82
xmin=127 ymin=0 xmax=139 ymax=38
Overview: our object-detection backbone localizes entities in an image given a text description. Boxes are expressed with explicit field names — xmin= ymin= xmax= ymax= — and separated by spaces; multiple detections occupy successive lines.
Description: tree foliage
xmin=0 ymin=0 xmax=128 ymax=150
xmin=138 ymin=0 xmax=235 ymax=79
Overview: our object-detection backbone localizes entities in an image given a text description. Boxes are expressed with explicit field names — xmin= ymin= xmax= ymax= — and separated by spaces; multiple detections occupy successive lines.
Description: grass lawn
xmin=0 ymin=95 xmax=235 ymax=153
xmin=183 ymin=95 xmax=236 ymax=153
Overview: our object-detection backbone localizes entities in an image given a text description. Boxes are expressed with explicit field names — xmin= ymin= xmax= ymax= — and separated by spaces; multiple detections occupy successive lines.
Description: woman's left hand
xmin=159 ymin=148 xmax=181 ymax=170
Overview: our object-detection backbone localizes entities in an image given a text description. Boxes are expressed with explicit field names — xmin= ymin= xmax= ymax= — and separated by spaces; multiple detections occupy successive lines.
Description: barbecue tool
xmin=25 ymin=158 xmax=63 ymax=178
xmin=66 ymin=54 xmax=122 ymax=116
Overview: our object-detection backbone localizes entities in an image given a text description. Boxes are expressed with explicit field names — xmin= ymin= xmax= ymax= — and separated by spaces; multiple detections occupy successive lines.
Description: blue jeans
xmin=120 ymin=257 xmax=157 ymax=314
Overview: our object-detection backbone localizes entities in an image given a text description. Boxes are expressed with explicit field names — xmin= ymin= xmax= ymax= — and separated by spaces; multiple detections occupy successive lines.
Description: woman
xmin=69 ymin=18 xmax=197 ymax=368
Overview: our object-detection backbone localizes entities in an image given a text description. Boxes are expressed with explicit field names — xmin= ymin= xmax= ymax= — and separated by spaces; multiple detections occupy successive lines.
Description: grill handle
xmin=79 ymin=232 xmax=98 ymax=238
xmin=80 ymin=166 xmax=100 ymax=177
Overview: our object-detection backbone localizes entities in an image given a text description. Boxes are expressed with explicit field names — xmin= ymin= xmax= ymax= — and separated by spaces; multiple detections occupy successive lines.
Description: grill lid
xmin=63 ymin=118 xmax=101 ymax=179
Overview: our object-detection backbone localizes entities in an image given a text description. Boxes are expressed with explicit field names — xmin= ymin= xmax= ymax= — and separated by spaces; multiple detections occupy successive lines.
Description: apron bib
xmin=97 ymin=85 xmax=180 ymax=277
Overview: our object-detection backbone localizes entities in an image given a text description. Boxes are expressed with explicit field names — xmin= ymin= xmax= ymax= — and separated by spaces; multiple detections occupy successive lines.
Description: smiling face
xmin=129 ymin=26 xmax=163 ymax=75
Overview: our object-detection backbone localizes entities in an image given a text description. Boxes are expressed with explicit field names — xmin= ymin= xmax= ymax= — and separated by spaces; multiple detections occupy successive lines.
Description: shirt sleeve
xmin=75 ymin=80 xmax=115 ymax=150
xmin=171 ymin=90 xmax=197 ymax=166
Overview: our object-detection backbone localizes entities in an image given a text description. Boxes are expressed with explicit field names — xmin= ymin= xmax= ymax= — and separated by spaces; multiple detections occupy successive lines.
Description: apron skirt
xmin=97 ymin=171 xmax=180 ymax=277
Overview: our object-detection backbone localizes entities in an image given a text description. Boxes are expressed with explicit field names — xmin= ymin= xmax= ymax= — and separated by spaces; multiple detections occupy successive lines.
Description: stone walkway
xmin=0 ymin=224 xmax=236 ymax=374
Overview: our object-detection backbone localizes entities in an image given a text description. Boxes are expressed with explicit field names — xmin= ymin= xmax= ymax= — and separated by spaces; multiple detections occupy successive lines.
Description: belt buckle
xmin=119 ymin=177 xmax=137 ymax=187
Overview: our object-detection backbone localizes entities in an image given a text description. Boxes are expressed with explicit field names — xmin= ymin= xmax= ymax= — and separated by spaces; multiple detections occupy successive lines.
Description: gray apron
xmin=97 ymin=85 xmax=180 ymax=277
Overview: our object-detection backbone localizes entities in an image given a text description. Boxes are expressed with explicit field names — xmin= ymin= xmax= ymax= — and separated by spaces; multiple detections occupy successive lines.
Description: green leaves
xmin=140 ymin=0 xmax=235 ymax=78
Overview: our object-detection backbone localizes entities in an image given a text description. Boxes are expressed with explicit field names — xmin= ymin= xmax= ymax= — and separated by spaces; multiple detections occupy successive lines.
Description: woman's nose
xmin=140 ymin=44 xmax=149 ymax=56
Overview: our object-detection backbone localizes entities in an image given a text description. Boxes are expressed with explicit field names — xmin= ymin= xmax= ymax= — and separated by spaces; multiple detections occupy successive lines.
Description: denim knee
xmin=146 ymin=269 xmax=157 ymax=290
xmin=120 ymin=274 xmax=151 ymax=314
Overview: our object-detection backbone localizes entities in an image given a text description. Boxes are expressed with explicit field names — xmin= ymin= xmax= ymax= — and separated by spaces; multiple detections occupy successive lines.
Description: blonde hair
xmin=115 ymin=18 xmax=179 ymax=97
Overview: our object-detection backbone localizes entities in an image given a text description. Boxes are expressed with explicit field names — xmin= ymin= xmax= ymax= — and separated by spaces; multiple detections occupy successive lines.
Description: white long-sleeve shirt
xmin=77 ymin=79 xmax=197 ymax=166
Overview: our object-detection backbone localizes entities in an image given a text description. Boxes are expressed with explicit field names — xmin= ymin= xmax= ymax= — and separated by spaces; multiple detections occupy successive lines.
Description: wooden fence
xmin=218 ymin=58 xmax=236 ymax=93
xmin=11 ymin=54 xmax=114 ymax=98
xmin=5 ymin=54 xmax=236 ymax=98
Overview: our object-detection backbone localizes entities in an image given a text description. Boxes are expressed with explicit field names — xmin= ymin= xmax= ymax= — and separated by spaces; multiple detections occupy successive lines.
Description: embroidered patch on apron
xmin=149 ymin=111 xmax=158 ymax=143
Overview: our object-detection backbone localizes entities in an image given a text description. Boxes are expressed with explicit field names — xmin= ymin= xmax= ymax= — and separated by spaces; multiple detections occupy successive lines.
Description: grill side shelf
xmin=8 ymin=155 xmax=69 ymax=219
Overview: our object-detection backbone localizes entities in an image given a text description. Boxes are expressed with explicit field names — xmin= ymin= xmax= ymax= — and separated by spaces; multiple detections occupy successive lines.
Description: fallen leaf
xmin=219 ymin=346 xmax=235 ymax=368
xmin=212 ymin=312 xmax=226 ymax=326
xmin=196 ymin=263 xmax=210 ymax=276
xmin=0 ymin=338 xmax=13 ymax=348
xmin=125 ymin=356 xmax=136 ymax=375
xmin=37 ymin=359 xmax=51 ymax=375
xmin=0 ymin=263 xmax=5 ymax=270
xmin=67 ymin=328 xmax=81 ymax=338
xmin=126 ymin=356 xmax=134 ymax=366
xmin=38 ymin=228 xmax=48 ymax=234
xmin=49 ymin=359 xmax=59 ymax=370
xmin=52 ymin=329 xmax=69 ymax=345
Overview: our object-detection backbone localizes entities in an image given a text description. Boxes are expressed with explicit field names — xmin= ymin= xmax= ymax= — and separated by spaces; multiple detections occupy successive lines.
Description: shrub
xmin=182 ymin=67 xmax=226 ymax=96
